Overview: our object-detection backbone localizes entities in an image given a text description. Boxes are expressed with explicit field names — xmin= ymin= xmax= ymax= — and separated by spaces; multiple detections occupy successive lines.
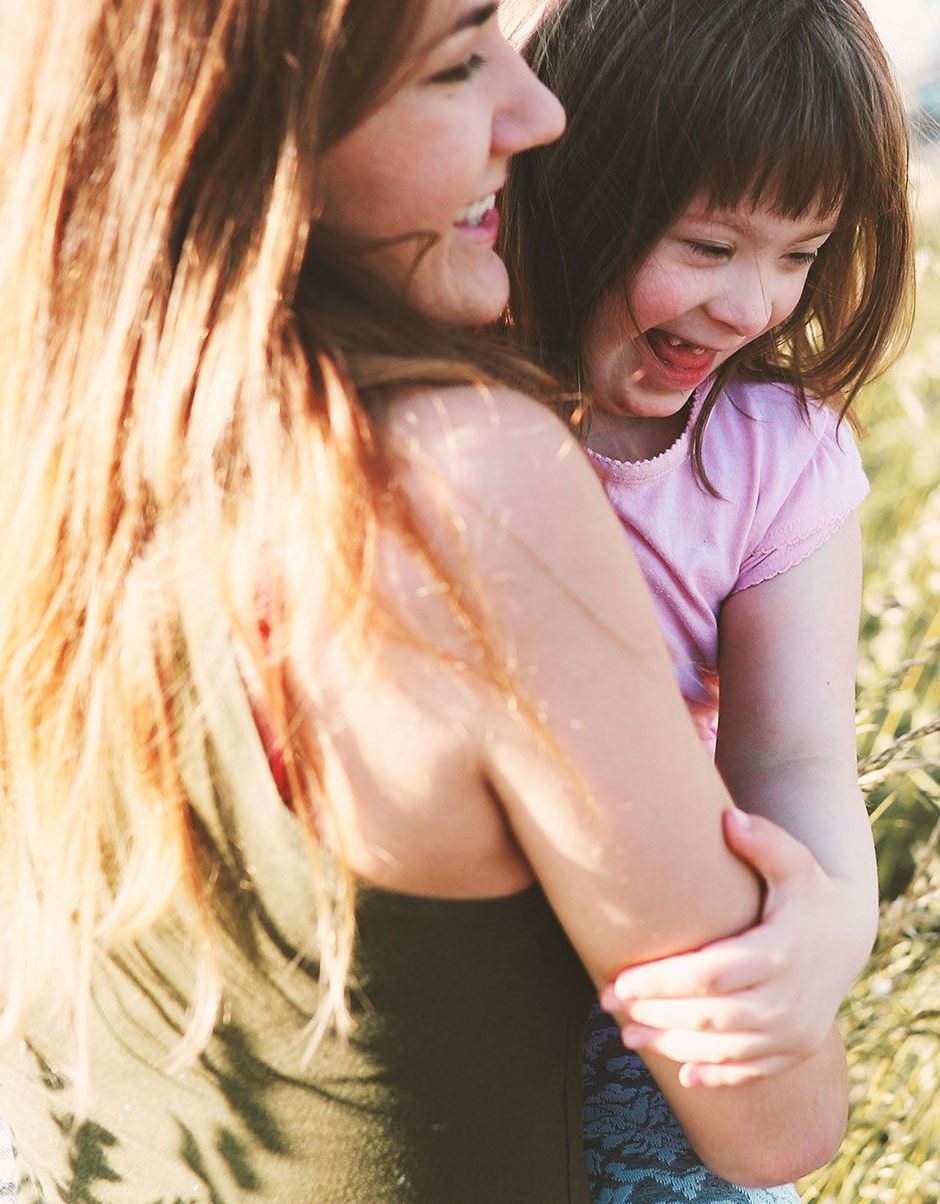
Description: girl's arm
xmin=714 ymin=518 xmax=878 ymax=1044
xmin=385 ymin=387 xmax=847 ymax=1184
xmin=605 ymin=519 xmax=877 ymax=1087
xmin=716 ymin=515 xmax=877 ymax=925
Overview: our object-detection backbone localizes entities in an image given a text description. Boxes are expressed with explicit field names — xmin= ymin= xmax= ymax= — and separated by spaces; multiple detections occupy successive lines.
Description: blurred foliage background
xmin=797 ymin=152 xmax=940 ymax=1203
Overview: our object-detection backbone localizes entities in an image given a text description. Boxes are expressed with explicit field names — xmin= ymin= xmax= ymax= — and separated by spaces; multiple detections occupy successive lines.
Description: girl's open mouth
xmin=641 ymin=328 xmax=718 ymax=387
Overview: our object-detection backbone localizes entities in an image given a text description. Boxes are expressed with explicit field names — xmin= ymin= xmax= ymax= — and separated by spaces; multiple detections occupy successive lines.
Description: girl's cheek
xmin=775 ymin=280 xmax=809 ymax=326
xmin=630 ymin=276 xmax=690 ymax=329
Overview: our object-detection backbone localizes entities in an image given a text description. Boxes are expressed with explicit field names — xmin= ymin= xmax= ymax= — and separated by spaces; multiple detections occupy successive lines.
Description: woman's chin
xmin=413 ymin=254 xmax=510 ymax=328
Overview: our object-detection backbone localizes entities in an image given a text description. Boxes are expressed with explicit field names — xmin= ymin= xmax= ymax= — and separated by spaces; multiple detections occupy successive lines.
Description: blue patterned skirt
xmin=583 ymin=1004 xmax=802 ymax=1203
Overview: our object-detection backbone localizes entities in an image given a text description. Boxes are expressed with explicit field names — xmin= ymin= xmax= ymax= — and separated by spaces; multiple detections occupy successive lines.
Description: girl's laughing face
xmin=585 ymin=198 xmax=839 ymax=423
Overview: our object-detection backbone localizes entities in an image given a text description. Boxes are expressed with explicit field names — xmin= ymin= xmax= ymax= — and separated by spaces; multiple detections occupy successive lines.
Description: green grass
xmin=796 ymin=157 xmax=940 ymax=1202
xmin=798 ymin=838 xmax=940 ymax=1203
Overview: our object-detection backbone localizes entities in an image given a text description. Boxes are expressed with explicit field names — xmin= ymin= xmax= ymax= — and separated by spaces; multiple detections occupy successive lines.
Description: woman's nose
xmin=492 ymin=50 xmax=566 ymax=158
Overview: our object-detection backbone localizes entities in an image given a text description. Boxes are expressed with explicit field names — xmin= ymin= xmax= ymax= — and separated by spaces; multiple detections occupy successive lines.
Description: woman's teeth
xmin=454 ymin=193 xmax=496 ymax=227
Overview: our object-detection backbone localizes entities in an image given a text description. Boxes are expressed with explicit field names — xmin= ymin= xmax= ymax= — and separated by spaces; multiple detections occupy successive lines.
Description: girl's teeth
xmin=455 ymin=193 xmax=496 ymax=227
xmin=665 ymin=334 xmax=707 ymax=354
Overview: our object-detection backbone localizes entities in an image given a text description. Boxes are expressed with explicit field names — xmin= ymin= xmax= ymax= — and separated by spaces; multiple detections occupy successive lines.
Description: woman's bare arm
xmin=385 ymin=386 xmax=757 ymax=971
xmin=384 ymin=386 xmax=846 ymax=1182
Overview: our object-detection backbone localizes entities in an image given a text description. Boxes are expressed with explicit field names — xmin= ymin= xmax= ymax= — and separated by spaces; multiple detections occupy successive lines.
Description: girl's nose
xmin=705 ymin=265 xmax=773 ymax=340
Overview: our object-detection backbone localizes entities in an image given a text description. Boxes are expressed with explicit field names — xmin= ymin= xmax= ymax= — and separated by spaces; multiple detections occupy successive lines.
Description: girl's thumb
xmin=722 ymin=807 xmax=809 ymax=887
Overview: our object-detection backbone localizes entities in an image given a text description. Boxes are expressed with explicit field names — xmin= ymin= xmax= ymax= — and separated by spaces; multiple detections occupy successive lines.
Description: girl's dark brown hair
xmin=501 ymin=0 xmax=915 ymax=485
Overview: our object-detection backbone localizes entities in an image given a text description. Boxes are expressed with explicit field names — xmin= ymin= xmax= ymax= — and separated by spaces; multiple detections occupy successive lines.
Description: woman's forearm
xmin=642 ymin=1025 xmax=848 ymax=1188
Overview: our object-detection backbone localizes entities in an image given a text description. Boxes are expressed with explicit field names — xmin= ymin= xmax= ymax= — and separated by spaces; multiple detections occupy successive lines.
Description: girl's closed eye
xmin=431 ymin=53 xmax=486 ymax=85
xmin=786 ymin=249 xmax=819 ymax=267
xmin=683 ymin=241 xmax=820 ymax=268
xmin=683 ymin=241 xmax=732 ymax=261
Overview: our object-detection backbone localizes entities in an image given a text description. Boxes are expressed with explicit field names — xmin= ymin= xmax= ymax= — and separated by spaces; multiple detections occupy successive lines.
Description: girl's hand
xmin=599 ymin=808 xmax=861 ymax=1088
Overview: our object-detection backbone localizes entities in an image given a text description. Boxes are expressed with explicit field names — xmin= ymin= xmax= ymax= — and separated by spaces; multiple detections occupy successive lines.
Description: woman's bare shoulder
xmin=380 ymin=384 xmax=613 ymax=558
xmin=383 ymin=384 xmax=577 ymax=476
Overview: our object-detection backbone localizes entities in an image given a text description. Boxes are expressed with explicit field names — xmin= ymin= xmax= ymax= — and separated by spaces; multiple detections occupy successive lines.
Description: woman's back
xmin=0 ymin=379 xmax=753 ymax=1199
xmin=2 ymin=573 xmax=597 ymax=1202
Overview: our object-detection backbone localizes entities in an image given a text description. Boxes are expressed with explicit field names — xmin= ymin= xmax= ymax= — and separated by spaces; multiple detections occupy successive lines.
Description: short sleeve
xmin=734 ymin=409 xmax=869 ymax=594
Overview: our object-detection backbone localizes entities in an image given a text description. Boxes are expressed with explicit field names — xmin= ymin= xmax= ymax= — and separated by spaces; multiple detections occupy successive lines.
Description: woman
xmin=0 ymin=1 xmax=846 ymax=1200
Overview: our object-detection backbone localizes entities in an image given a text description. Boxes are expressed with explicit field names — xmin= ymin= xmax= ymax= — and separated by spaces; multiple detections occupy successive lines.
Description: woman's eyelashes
xmin=430 ymin=53 xmax=486 ymax=84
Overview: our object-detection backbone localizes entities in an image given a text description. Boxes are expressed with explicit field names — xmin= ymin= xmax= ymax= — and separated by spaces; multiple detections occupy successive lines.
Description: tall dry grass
xmin=798 ymin=151 xmax=940 ymax=1203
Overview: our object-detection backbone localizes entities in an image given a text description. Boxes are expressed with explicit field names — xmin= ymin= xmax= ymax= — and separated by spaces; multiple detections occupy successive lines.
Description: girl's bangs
xmin=700 ymin=102 xmax=855 ymax=222
xmin=680 ymin=18 xmax=886 ymax=222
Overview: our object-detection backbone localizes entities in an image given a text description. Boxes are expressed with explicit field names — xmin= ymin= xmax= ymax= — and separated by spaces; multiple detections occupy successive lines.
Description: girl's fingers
xmin=678 ymin=1054 xmax=795 ymax=1089
xmin=620 ymin=992 xmax=768 ymax=1035
xmin=601 ymin=941 xmax=771 ymax=1010
xmin=620 ymin=1022 xmax=773 ymax=1067
xmin=722 ymin=808 xmax=816 ymax=891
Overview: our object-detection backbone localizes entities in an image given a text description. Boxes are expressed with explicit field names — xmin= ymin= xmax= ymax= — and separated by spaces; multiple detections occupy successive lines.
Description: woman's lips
xmin=640 ymin=328 xmax=718 ymax=388
xmin=454 ymin=205 xmax=500 ymax=241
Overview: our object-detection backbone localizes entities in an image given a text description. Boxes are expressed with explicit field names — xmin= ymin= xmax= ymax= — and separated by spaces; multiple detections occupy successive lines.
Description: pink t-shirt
xmin=587 ymin=379 xmax=869 ymax=747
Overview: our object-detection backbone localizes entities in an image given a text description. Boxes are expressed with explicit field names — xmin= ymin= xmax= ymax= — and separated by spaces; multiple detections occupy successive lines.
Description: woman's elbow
xmin=702 ymin=1101 xmax=848 ymax=1189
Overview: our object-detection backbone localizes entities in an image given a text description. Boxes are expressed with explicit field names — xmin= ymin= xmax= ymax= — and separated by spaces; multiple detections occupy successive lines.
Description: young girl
xmin=502 ymin=0 xmax=914 ymax=1198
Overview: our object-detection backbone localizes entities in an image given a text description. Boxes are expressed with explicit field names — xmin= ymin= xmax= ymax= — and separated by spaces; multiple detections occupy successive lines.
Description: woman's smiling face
xmin=319 ymin=1 xmax=565 ymax=326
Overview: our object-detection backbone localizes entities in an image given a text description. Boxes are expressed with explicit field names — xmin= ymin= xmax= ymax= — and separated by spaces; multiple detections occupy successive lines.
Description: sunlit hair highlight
xmin=501 ymin=0 xmax=915 ymax=484
xmin=0 ymin=0 xmax=551 ymax=1096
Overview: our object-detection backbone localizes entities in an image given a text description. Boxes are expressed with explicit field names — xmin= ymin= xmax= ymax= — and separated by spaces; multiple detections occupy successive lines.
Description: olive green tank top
xmin=3 ymin=878 xmax=594 ymax=1202
xmin=1 ymin=608 xmax=595 ymax=1201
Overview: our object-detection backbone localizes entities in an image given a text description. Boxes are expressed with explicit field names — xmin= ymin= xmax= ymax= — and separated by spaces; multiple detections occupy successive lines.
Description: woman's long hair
xmin=0 ymin=0 xmax=550 ymax=1088
xmin=501 ymin=0 xmax=915 ymax=485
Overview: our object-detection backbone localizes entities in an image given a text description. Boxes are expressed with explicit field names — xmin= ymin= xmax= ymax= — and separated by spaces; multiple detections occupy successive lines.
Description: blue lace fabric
xmin=583 ymin=1004 xmax=802 ymax=1203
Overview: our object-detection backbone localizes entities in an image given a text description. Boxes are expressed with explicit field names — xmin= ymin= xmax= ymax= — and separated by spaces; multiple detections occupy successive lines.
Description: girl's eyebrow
xmin=799 ymin=226 xmax=839 ymax=240
xmin=684 ymin=210 xmax=838 ymax=243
